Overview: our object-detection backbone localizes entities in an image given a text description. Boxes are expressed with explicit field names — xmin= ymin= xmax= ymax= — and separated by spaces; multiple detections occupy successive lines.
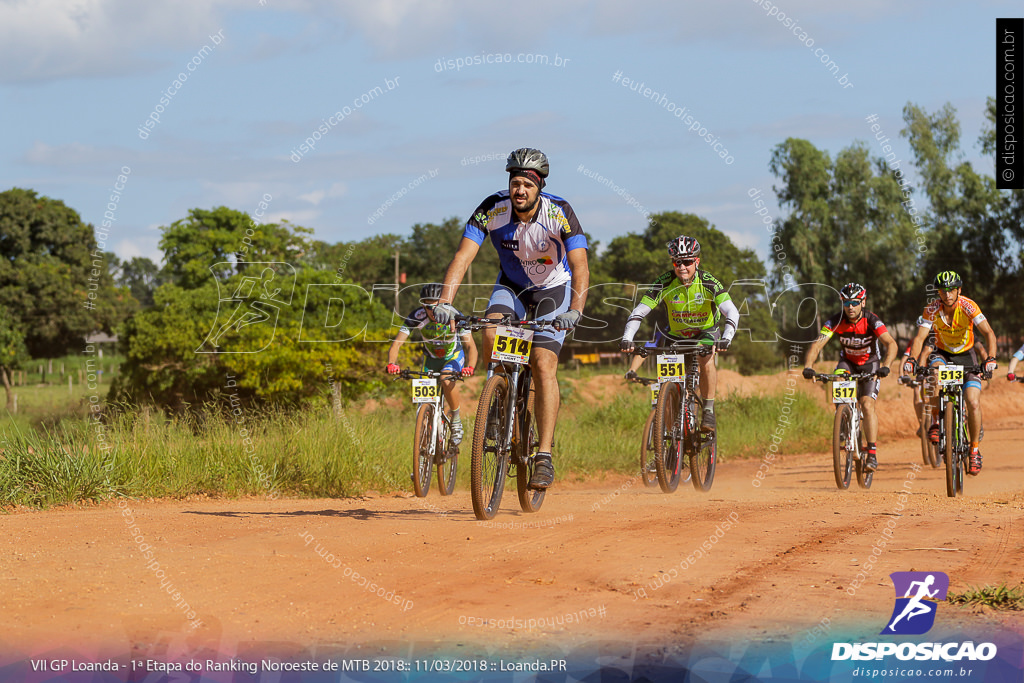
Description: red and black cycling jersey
xmin=819 ymin=310 xmax=888 ymax=366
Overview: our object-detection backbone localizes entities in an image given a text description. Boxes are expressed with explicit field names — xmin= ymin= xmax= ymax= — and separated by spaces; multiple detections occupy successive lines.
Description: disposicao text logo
xmin=882 ymin=571 xmax=949 ymax=635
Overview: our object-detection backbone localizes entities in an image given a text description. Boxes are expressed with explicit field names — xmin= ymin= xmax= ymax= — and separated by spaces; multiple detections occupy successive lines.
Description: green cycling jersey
xmin=637 ymin=270 xmax=731 ymax=336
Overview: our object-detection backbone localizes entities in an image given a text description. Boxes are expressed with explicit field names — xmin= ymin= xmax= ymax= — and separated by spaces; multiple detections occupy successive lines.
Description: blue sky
xmin=0 ymin=1 xmax=1010 ymax=268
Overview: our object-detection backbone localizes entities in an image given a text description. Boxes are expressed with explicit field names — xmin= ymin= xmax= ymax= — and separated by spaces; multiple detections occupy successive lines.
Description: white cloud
xmin=0 ymin=0 xmax=238 ymax=83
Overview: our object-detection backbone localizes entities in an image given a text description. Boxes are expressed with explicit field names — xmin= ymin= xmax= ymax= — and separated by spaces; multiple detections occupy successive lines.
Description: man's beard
xmin=514 ymin=194 xmax=540 ymax=217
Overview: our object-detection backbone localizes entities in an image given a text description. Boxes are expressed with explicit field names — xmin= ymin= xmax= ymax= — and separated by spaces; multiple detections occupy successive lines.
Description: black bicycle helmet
xmin=420 ymin=282 xmax=444 ymax=302
xmin=505 ymin=148 xmax=550 ymax=177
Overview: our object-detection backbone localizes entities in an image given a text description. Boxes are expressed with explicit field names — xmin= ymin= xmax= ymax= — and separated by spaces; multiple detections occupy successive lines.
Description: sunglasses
xmin=673 ymin=258 xmax=697 ymax=267
xmin=842 ymin=299 xmax=862 ymax=307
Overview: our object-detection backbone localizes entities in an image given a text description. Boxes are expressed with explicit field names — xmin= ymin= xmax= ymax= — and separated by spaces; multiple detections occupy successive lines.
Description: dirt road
xmin=2 ymin=377 xmax=1023 ymax=680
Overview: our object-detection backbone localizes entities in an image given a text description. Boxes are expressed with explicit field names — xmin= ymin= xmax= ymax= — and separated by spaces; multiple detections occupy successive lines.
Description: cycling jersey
xmin=631 ymin=270 xmax=733 ymax=337
xmin=918 ymin=296 xmax=985 ymax=354
xmin=463 ymin=191 xmax=587 ymax=290
xmin=819 ymin=310 xmax=888 ymax=366
xmin=400 ymin=307 xmax=470 ymax=364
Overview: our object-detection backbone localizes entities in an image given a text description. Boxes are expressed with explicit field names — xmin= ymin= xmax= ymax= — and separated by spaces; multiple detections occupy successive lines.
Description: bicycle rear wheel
xmin=943 ymin=401 xmax=963 ymax=497
xmin=831 ymin=404 xmax=853 ymax=490
xmin=689 ymin=397 xmax=716 ymax=492
xmin=653 ymin=381 xmax=682 ymax=493
xmin=639 ymin=409 xmax=658 ymax=487
xmin=516 ymin=391 xmax=546 ymax=513
xmin=855 ymin=416 xmax=872 ymax=489
xmin=471 ymin=374 xmax=509 ymax=519
xmin=436 ymin=415 xmax=457 ymax=496
xmin=412 ymin=402 xmax=435 ymax=497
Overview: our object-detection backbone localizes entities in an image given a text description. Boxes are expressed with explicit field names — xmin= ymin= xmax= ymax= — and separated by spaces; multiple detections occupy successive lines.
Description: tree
xmin=160 ymin=207 xmax=312 ymax=289
xmin=596 ymin=212 xmax=778 ymax=372
xmin=0 ymin=309 xmax=28 ymax=411
xmin=0 ymin=188 xmax=130 ymax=357
xmin=768 ymin=138 xmax=920 ymax=340
xmin=117 ymin=256 xmax=163 ymax=308
xmin=902 ymin=101 xmax=1018 ymax=339
xmin=114 ymin=208 xmax=393 ymax=411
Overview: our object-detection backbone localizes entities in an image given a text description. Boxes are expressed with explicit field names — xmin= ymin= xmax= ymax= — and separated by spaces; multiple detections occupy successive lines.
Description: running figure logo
xmin=881 ymin=571 xmax=949 ymax=635
xmin=196 ymin=262 xmax=296 ymax=354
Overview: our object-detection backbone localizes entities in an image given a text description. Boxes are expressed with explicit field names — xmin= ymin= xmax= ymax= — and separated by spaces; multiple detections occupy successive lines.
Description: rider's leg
xmin=698 ymin=349 xmax=716 ymax=402
xmin=530 ymin=347 xmax=560 ymax=454
xmin=965 ymin=384 xmax=982 ymax=444
xmin=861 ymin=395 xmax=878 ymax=443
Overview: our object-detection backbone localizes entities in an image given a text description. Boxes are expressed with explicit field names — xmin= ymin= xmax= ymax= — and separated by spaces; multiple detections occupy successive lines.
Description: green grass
xmin=0 ymin=369 xmax=834 ymax=508
xmin=948 ymin=583 xmax=1024 ymax=611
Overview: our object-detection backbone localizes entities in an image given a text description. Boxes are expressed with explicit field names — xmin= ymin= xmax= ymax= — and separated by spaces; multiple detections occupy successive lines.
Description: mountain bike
xmin=397 ymin=369 xmax=463 ymax=497
xmin=813 ymin=371 xmax=879 ymax=490
xmin=467 ymin=314 xmax=551 ymax=520
xmin=626 ymin=373 xmax=669 ymax=488
xmin=921 ymin=364 xmax=990 ymax=498
xmin=898 ymin=374 xmax=941 ymax=469
xmin=633 ymin=340 xmax=717 ymax=493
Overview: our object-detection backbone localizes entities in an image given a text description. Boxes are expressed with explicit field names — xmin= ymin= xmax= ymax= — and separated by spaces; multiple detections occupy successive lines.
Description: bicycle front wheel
xmin=943 ymin=401 xmax=963 ymax=498
xmin=638 ymin=409 xmax=658 ymax=487
xmin=412 ymin=402 xmax=435 ymax=497
xmin=515 ymin=391 xmax=546 ymax=513
xmin=653 ymin=381 xmax=683 ymax=493
xmin=689 ymin=398 xmax=716 ymax=491
xmin=471 ymin=374 xmax=509 ymax=519
xmin=855 ymin=417 xmax=872 ymax=489
xmin=831 ymin=404 xmax=853 ymax=490
xmin=436 ymin=416 xmax=457 ymax=496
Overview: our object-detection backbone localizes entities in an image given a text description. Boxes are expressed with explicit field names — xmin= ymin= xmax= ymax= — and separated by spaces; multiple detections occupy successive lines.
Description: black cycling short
xmin=836 ymin=357 xmax=880 ymax=401
xmin=928 ymin=348 xmax=982 ymax=389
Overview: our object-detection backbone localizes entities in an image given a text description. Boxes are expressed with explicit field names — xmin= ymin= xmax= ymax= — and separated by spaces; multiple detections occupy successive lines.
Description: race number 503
xmin=411 ymin=378 xmax=439 ymax=403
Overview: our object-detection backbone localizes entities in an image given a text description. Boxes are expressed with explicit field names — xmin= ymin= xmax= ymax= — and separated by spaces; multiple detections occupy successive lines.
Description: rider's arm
xmin=461 ymin=329 xmax=478 ymax=371
xmin=622 ymin=302 xmax=653 ymax=344
xmin=803 ymin=333 xmax=830 ymax=371
xmin=976 ymin=318 xmax=998 ymax=361
xmin=1009 ymin=345 xmax=1024 ymax=375
xmin=438 ymin=237 xmax=481 ymax=305
xmin=908 ymin=323 xmax=931 ymax=367
xmin=387 ymin=330 xmax=410 ymax=365
xmin=566 ymin=247 xmax=590 ymax=314
xmin=717 ymin=298 xmax=740 ymax=342
xmin=878 ymin=330 xmax=899 ymax=369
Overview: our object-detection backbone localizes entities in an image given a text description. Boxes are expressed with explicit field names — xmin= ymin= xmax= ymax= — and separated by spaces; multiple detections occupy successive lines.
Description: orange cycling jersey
xmin=918 ymin=295 xmax=986 ymax=354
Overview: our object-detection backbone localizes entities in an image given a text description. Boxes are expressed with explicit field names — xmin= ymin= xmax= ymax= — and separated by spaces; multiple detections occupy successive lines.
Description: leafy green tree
xmin=160 ymin=207 xmax=312 ymax=289
xmin=595 ymin=212 xmax=777 ymax=372
xmin=768 ymin=138 xmax=920 ymax=340
xmin=0 ymin=309 xmax=28 ymax=411
xmin=114 ymin=209 xmax=392 ymax=410
xmin=0 ymin=188 xmax=128 ymax=357
xmin=901 ymin=101 xmax=1017 ymax=338
xmin=117 ymin=256 xmax=163 ymax=308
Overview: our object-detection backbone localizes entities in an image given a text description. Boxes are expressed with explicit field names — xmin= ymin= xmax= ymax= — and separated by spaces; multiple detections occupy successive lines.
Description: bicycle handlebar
xmin=627 ymin=375 xmax=659 ymax=386
xmin=627 ymin=341 xmax=714 ymax=358
xmin=396 ymin=369 xmax=464 ymax=381
xmin=813 ymin=372 xmax=878 ymax=383
xmin=454 ymin=314 xmax=556 ymax=332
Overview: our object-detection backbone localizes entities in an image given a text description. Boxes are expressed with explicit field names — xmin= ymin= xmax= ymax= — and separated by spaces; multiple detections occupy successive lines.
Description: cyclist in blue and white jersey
xmin=432 ymin=148 xmax=590 ymax=489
